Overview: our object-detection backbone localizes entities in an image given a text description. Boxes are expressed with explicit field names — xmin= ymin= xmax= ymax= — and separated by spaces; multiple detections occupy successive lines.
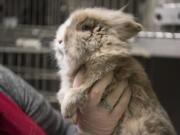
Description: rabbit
xmin=53 ymin=8 xmax=177 ymax=135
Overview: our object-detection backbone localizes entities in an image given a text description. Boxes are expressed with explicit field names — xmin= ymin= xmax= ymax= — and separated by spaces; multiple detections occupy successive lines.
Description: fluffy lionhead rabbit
xmin=53 ymin=8 xmax=177 ymax=135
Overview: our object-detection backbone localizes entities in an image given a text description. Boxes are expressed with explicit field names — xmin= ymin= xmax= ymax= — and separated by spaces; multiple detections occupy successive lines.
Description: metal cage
xmin=0 ymin=0 xmax=141 ymax=26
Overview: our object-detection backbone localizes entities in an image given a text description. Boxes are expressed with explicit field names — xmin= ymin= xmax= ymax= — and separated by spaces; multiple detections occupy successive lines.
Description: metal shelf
xmin=130 ymin=31 xmax=180 ymax=58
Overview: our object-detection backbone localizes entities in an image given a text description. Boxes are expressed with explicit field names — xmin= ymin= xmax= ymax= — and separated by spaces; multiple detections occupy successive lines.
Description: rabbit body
xmin=53 ymin=8 xmax=177 ymax=135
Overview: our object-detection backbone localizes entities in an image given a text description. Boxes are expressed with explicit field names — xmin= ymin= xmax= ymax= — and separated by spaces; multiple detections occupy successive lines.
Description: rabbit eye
xmin=58 ymin=40 xmax=62 ymax=45
xmin=81 ymin=24 xmax=93 ymax=31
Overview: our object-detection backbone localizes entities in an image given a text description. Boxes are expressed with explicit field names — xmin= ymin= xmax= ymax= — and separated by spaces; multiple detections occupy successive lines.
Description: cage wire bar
xmin=0 ymin=46 xmax=59 ymax=91
xmin=0 ymin=0 xmax=140 ymax=26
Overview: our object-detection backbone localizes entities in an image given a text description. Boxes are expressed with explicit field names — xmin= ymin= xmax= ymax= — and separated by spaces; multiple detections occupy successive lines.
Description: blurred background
xmin=0 ymin=0 xmax=179 ymax=133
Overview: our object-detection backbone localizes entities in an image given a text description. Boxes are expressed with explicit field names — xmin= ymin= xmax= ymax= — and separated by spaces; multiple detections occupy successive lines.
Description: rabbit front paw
xmin=60 ymin=89 xmax=88 ymax=123
xmin=61 ymin=92 xmax=78 ymax=123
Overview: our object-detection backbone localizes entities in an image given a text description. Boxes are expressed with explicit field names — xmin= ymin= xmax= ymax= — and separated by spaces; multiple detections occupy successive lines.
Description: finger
xmin=73 ymin=68 xmax=86 ymax=88
xmin=89 ymin=72 xmax=113 ymax=106
xmin=104 ymin=80 xmax=128 ymax=110
xmin=111 ymin=87 xmax=131 ymax=118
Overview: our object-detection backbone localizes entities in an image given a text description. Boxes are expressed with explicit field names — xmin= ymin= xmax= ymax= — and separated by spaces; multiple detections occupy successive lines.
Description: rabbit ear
xmin=119 ymin=0 xmax=132 ymax=12
xmin=119 ymin=4 xmax=129 ymax=12
xmin=115 ymin=20 xmax=142 ymax=40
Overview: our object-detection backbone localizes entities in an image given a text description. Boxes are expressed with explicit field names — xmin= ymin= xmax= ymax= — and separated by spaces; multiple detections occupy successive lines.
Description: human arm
xmin=0 ymin=65 xmax=77 ymax=135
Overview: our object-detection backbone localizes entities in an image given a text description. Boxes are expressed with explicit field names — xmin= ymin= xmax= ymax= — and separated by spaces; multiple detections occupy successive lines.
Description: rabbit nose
xmin=58 ymin=40 xmax=62 ymax=45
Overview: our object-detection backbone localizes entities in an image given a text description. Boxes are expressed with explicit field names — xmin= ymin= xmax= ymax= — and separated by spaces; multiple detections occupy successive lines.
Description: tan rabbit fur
xmin=53 ymin=8 xmax=177 ymax=135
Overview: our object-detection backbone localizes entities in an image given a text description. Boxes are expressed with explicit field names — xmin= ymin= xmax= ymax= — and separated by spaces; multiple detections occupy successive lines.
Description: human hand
xmin=73 ymin=69 xmax=131 ymax=135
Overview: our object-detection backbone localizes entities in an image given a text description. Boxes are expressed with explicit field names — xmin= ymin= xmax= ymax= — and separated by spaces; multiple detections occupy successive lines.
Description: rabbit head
xmin=54 ymin=8 xmax=142 ymax=75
